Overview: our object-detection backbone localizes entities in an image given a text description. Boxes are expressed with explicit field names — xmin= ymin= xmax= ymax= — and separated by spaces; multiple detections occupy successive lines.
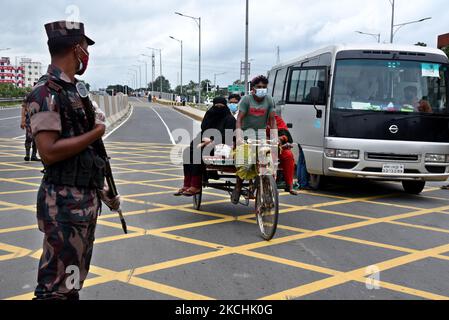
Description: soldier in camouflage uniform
xmin=27 ymin=20 xmax=120 ymax=300
xmin=20 ymin=98 xmax=40 ymax=161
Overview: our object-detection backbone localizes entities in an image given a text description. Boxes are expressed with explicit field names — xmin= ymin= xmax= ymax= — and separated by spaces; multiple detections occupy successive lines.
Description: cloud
xmin=1 ymin=0 xmax=447 ymax=90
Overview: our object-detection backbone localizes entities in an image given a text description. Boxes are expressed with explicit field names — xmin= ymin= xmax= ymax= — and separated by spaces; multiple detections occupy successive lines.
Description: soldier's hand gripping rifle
xmin=76 ymin=82 xmax=128 ymax=234
xmin=95 ymin=139 xmax=128 ymax=234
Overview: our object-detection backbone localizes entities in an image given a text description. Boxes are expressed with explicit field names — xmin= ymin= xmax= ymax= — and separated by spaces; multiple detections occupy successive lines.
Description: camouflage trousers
xmin=25 ymin=123 xmax=35 ymax=151
xmin=34 ymin=182 xmax=100 ymax=300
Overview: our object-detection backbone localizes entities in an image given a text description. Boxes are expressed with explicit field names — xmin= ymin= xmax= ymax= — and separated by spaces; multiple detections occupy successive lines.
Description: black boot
xmin=24 ymin=148 xmax=31 ymax=162
xmin=31 ymin=149 xmax=41 ymax=162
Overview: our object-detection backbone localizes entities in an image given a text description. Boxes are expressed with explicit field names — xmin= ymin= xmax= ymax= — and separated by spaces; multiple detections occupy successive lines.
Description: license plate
xmin=382 ymin=164 xmax=405 ymax=174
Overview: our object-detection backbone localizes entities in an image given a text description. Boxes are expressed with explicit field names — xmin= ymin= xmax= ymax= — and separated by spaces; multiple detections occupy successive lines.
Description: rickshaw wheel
xmin=255 ymin=175 xmax=279 ymax=241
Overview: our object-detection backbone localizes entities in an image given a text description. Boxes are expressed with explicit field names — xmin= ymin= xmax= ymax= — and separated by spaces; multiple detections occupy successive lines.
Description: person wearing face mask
xmin=228 ymin=93 xmax=241 ymax=118
xmin=25 ymin=21 xmax=119 ymax=300
xmin=232 ymin=75 xmax=278 ymax=204
xmin=175 ymin=97 xmax=236 ymax=196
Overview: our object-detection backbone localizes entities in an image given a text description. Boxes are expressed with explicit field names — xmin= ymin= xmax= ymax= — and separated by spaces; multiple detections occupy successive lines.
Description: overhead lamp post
xmin=169 ymin=36 xmax=183 ymax=95
xmin=131 ymin=64 xmax=142 ymax=89
xmin=128 ymin=69 xmax=137 ymax=89
xmin=141 ymin=53 xmax=154 ymax=93
xmin=138 ymin=59 xmax=148 ymax=90
xmin=391 ymin=17 xmax=432 ymax=43
xmin=175 ymin=11 xmax=201 ymax=103
xmin=214 ymin=72 xmax=226 ymax=88
xmin=355 ymin=31 xmax=381 ymax=43
xmin=389 ymin=0 xmax=431 ymax=43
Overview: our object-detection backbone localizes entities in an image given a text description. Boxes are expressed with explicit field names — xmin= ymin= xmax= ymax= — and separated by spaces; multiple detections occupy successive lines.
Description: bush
xmin=0 ymin=83 xmax=31 ymax=98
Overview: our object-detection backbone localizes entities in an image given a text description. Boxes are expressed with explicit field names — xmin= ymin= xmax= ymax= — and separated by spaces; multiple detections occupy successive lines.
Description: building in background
xmin=0 ymin=57 xmax=24 ymax=87
xmin=438 ymin=33 xmax=449 ymax=50
xmin=20 ymin=58 xmax=43 ymax=87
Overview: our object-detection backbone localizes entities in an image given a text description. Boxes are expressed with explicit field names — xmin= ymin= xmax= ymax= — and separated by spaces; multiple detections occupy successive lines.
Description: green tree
xmin=106 ymin=84 xmax=129 ymax=95
xmin=201 ymin=79 xmax=212 ymax=93
xmin=0 ymin=83 xmax=31 ymax=98
xmin=444 ymin=46 xmax=449 ymax=59
xmin=150 ymin=76 xmax=171 ymax=93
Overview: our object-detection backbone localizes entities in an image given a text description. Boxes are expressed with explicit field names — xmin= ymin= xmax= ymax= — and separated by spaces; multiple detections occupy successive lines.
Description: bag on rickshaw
xmin=233 ymin=143 xmax=258 ymax=180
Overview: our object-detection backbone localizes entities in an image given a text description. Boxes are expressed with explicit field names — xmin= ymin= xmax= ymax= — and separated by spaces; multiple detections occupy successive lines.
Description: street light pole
xmin=214 ymin=72 xmax=226 ymax=88
xmin=175 ymin=12 xmax=201 ymax=104
xmin=138 ymin=59 xmax=147 ymax=91
xmin=128 ymin=69 xmax=138 ymax=90
xmin=390 ymin=0 xmax=395 ymax=43
xmin=170 ymin=36 xmax=183 ymax=95
xmin=244 ymin=0 xmax=249 ymax=95
xmin=132 ymin=65 xmax=142 ymax=89
xmin=389 ymin=0 xmax=431 ymax=43
xmin=355 ymin=31 xmax=381 ymax=43
xmin=392 ymin=17 xmax=432 ymax=42
xmin=141 ymin=54 xmax=153 ymax=91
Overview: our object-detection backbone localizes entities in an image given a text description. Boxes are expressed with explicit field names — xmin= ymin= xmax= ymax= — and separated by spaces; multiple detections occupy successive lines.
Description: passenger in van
xmin=174 ymin=97 xmax=236 ymax=197
xmin=267 ymin=114 xmax=299 ymax=195
xmin=403 ymin=86 xmax=433 ymax=113
xmin=228 ymin=93 xmax=241 ymax=118
xmin=232 ymin=75 xmax=277 ymax=204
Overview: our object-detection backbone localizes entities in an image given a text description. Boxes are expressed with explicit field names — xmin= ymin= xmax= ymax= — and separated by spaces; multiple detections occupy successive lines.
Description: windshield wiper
xmin=342 ymin=111 xmax=383 ymax=118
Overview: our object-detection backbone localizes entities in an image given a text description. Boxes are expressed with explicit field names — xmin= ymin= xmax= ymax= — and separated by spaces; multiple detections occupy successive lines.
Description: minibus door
xmin=282 ymin=67 xmax=328 ymax=176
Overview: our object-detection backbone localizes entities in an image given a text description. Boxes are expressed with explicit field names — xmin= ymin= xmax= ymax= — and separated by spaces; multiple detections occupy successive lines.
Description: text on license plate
xmin=382 ymin=164 xmax=405 ymax=174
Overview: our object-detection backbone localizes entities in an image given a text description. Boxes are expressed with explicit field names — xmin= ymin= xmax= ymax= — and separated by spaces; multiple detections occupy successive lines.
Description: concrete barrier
xmin=173 ymin=105 xmax=206 ymax=122
xmin=90 ymin=94 xmax=130 ymax=128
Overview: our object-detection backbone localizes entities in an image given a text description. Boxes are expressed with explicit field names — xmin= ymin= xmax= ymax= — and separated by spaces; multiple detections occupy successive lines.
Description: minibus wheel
xmin=309 ymin=174 xmax=324 ymax=190
xmin=402 ymin=181 xmax=426 ymax=194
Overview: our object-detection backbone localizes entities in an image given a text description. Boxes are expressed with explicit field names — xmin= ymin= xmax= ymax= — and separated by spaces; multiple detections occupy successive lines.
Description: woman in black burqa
xmin=175 ymin=97 xmax=236 ymax=196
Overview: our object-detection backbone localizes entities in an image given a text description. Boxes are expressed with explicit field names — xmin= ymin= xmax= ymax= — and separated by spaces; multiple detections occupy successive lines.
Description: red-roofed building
xmin=0 ymin=57 xmax=25 ymax=88
xmin=438 ymin=33 xmax=449 ymax=49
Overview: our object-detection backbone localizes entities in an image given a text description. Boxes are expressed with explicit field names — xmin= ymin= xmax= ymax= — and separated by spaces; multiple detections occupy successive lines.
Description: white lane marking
xmin=13 ymin=135 xmax=25 ymax=140
xmin=104 ymin=105 xmax=134 ymax=141
xmin=0 ymin=116 xmax=21 ymax=121
xmin=150 ymin=106 xmax=176 ymax=145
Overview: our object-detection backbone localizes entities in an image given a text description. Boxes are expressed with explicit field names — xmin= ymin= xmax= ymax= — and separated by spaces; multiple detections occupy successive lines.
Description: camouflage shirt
xmin=27 ymin=64 xmax=100 ymax=223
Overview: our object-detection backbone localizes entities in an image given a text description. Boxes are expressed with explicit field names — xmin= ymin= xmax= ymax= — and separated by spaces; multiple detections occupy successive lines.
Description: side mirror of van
xmin=309 ymin=86 xmax=323 ymax=119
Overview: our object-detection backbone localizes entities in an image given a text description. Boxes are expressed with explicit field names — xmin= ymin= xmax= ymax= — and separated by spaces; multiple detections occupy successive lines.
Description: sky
xmin=1 ymin=0 xmax=448 ymax=91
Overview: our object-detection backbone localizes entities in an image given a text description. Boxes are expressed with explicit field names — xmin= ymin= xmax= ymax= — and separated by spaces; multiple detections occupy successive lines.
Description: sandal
xmin=182 ymin=188 xmax=201 ymax=197
xmin=174 ymin=187 xmax=189 ymax=196
xmin=285 ymin=186 xmax=299 ymax=196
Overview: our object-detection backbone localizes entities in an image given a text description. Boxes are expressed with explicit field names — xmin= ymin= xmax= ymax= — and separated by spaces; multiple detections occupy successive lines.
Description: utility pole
xmin=152 ymin=51 xmax=155 ymax=94
xmin=390 ymin=0 xmax=395 ymax=43
xmin=244 ymin=0 xmax=249 ymax=95
xmin=138 ymin=59 xmax=147 ymax=91
xmin=175 ymin=12 xmax=201 ymax=103
xmin=170 ymin=36 xmax=183 ymax=95
xmin=276 ymin=46 xmax=280 ymax=64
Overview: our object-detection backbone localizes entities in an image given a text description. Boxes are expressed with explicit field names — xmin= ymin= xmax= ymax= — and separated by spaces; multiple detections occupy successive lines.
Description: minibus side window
xmin=287 ymin=68 xmax=327 ymax=105
xmin=273 ymin=67 xmax=288 ymax=104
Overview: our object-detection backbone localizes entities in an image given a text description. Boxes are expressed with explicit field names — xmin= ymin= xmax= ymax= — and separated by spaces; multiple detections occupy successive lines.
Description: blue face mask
xmin=228 ymin=103 xmax=238 ymax=113
xmin=255 ymin=88 xmax=268 ymax=98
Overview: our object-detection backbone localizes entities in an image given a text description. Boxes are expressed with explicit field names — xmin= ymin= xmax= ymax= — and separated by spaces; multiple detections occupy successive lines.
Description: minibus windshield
xmin=331 ymin=59 xmax=449 ymax=115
